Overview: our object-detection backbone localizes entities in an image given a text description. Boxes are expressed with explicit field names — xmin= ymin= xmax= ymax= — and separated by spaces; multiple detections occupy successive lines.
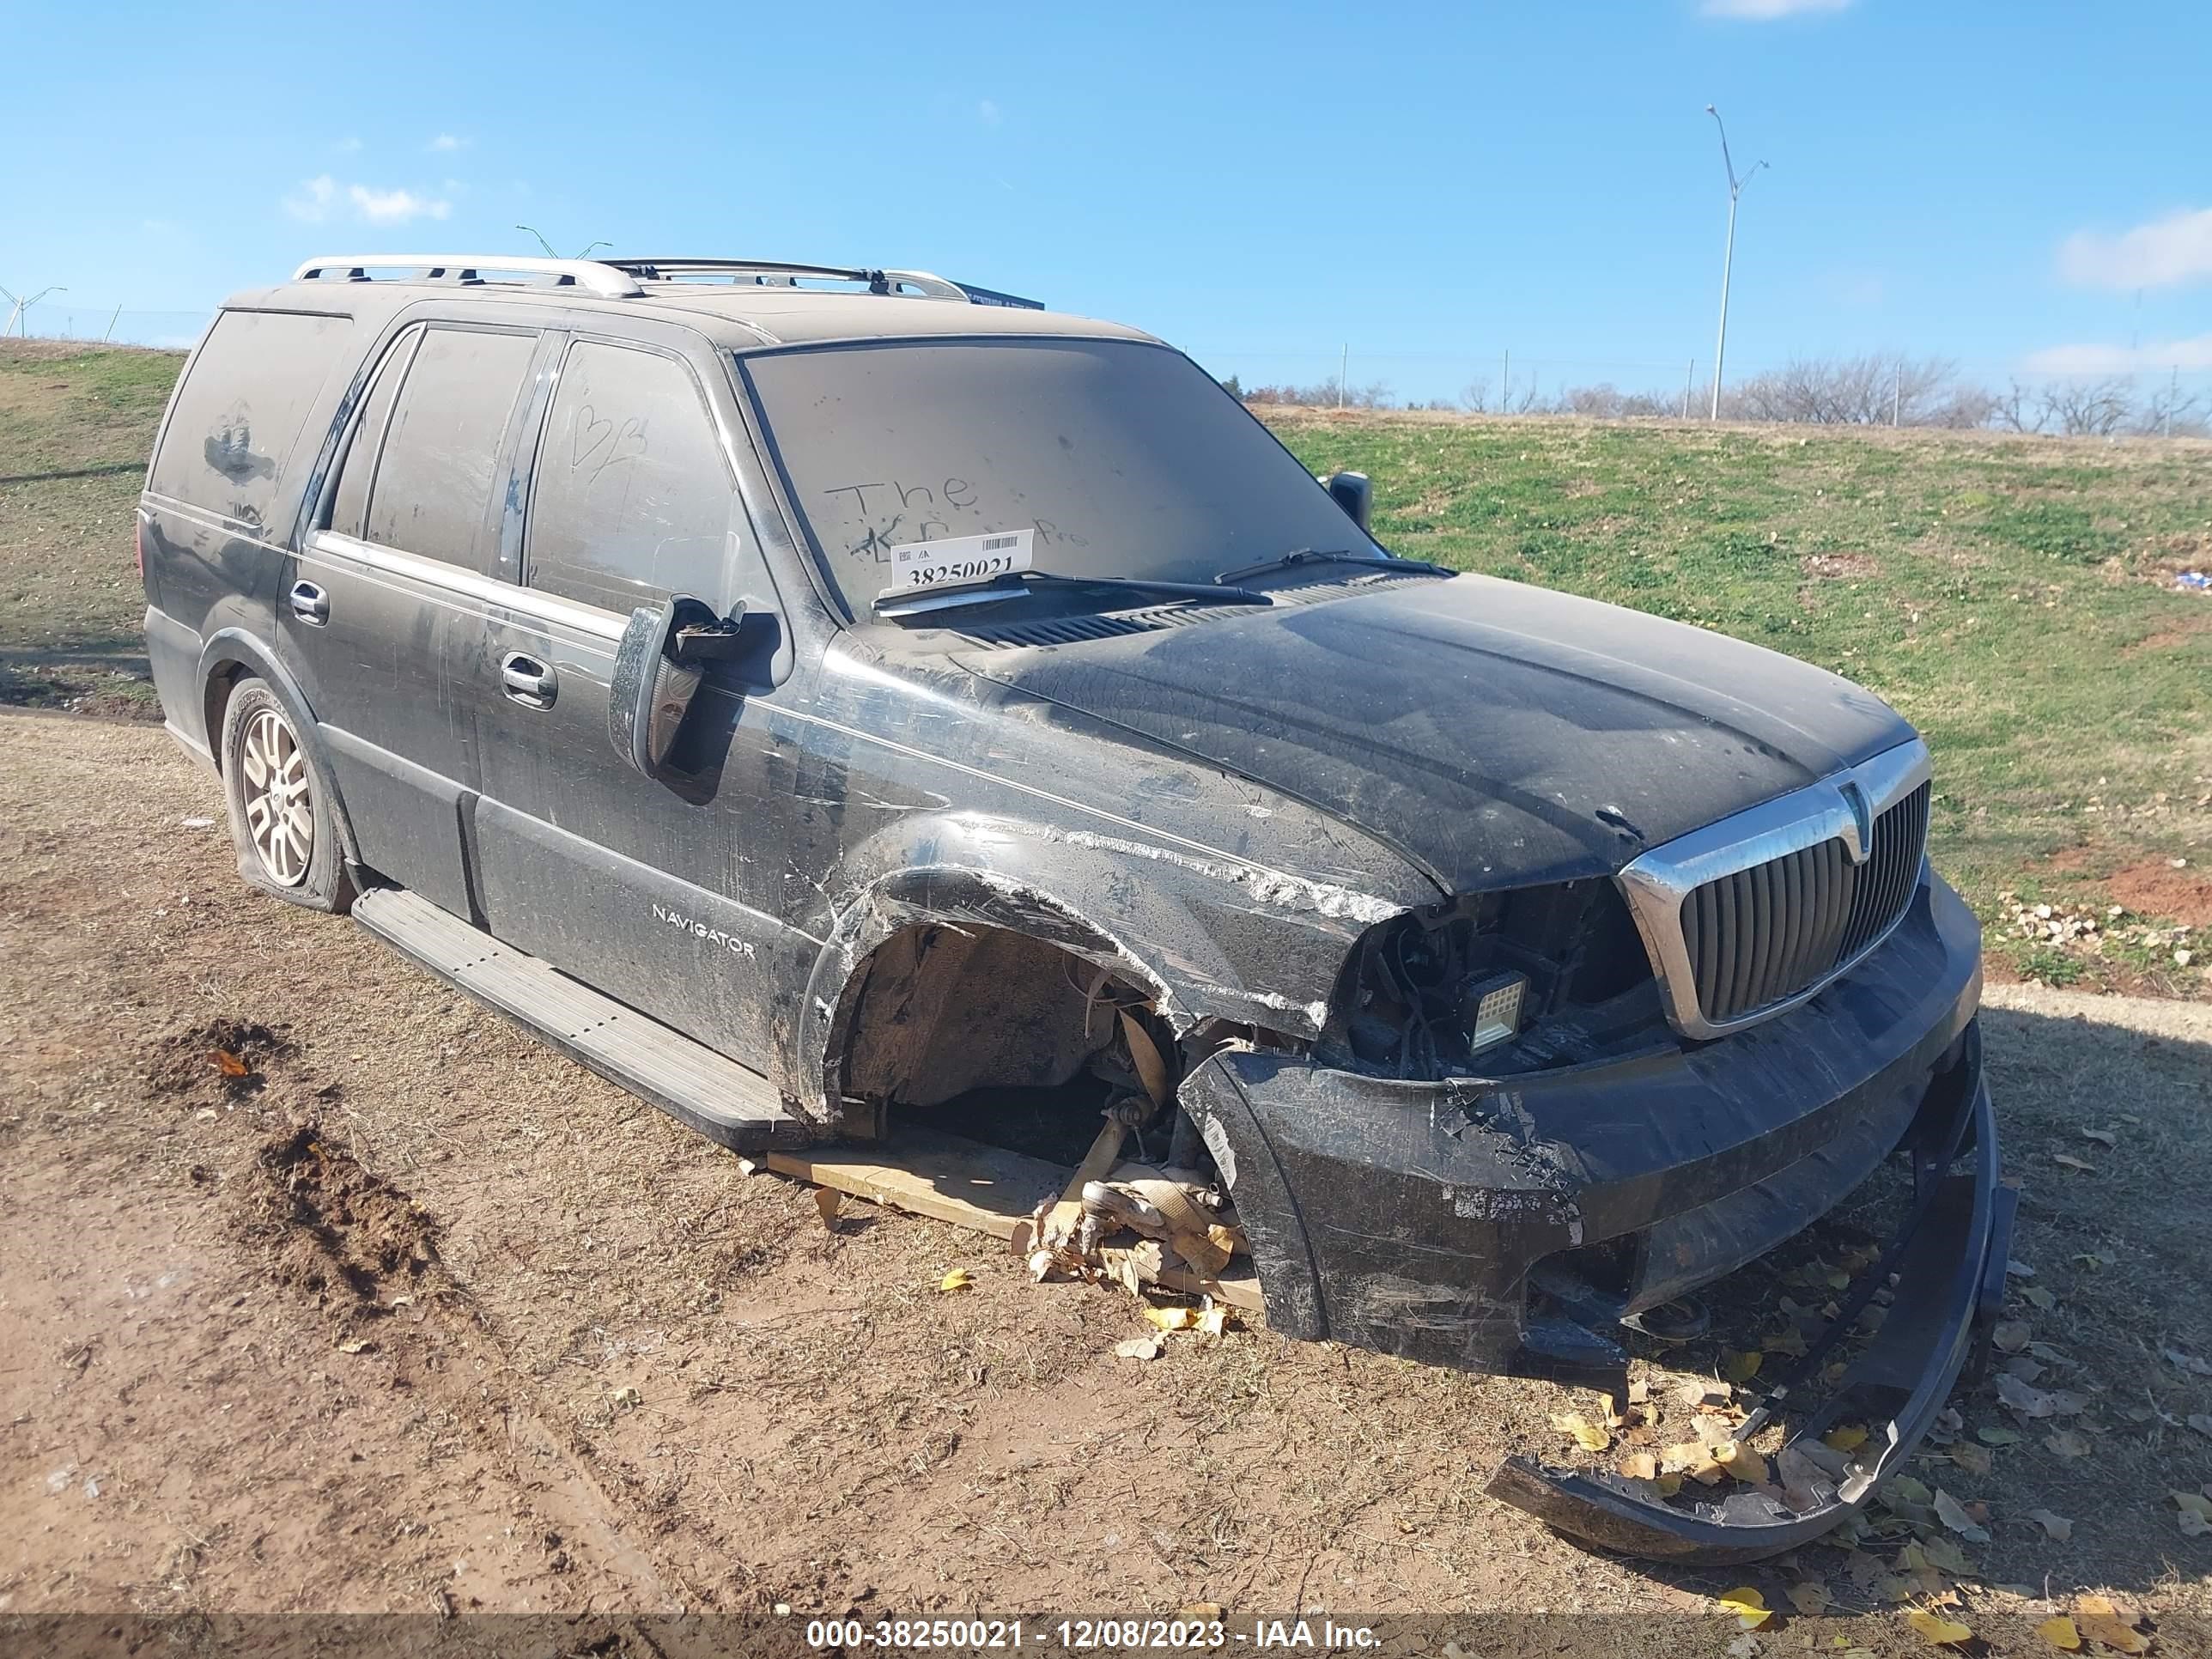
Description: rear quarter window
xmin=149 ymin=309 xmax=356 ymax=532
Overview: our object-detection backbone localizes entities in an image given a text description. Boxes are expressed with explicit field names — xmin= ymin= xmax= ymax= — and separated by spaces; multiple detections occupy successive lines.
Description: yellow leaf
xmin=1620 ymin=1451 xmax=1659 ymax=1480
xmin=1145 ymin=1304 xmax=1200 ymax=1331
xmin=1551 ymin=1412 xmax=1612 ymax=1453
xmin=1723 ymin=1350 xmax=1764 ymax=1383
xmin=1906 ymin=1610 xmax=1972 ymax=1646
xmin=1719 ymin=1440 xmax=1767 ymax=1482
xmin=2036 ymin=1616 xmax=2082 ymax=1652
xmin=1195 ymin=1304 xmax=1229 ymax=1337
xmin=1825 ymin=1424 xmax=1870 ymax=1452
xmin=2072 ymin=1600 xmax=2148 ymax=1655
xmin=1717 ymin=1587 xmax=1771 ymax=1630
xmin=1653 ymin=1472 xmax=1683 ymax=1497
xmin=938 ymin=1268 xmax=974 ymax=1293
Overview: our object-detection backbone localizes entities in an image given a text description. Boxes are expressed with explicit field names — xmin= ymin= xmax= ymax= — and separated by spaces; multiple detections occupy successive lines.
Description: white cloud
xmin=283 ymin=175 xmax=452 ymax=225
xmin=977 ymin=99 xmax=1001 ymax=125
xmin=283 ymin=174 xmax=338 ymax=222
xmin=2057 ymin=206 xmax=2212 ymax=290
xmin=1701 ymin=0 xmax=1850 ymax=16
xmin=2023 ymin=336 xmax=2212 ymax=375
xmin=349 ymin=184 xmax=452 ymax=224
xmin=428 ymin=132 xmax=467 ymax=152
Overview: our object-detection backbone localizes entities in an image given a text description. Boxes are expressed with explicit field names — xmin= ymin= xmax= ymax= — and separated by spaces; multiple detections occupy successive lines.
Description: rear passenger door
xmin=467 ymin=332 xmax=799 ymax=1071
xmin=287 ymin=321 xmax=543 ymax=915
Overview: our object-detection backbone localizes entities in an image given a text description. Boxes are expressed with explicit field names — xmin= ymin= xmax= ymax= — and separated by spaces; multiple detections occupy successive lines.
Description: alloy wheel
xmin=240 ymin=707 xmax=313 ymax=886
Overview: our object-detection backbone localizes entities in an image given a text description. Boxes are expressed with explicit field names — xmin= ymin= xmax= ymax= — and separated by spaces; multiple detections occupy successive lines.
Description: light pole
xmin=2 ymin=283 xmax=66 ymax=338
xmin=1705 ymin=106 xmax=1765 ymax=421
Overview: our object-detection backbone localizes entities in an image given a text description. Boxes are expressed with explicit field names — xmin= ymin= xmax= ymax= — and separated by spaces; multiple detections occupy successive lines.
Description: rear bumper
xmin=1177 ymin=871 xmax=2000 ymax=1560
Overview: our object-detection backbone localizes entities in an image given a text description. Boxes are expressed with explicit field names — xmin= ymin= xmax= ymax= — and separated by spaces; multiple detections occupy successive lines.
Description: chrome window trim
xmin=1614 ymin=737 xmax=1933 ymax=1041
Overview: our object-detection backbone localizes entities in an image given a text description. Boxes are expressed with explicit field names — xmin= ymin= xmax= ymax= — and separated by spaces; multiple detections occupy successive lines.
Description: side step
xmin=353 ymin=886 xmax=810 ymax=1151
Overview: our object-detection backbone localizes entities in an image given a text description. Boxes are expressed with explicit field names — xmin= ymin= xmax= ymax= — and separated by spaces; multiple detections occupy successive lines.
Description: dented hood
xmin=956 ymin=573 xmax=1915 ymax=891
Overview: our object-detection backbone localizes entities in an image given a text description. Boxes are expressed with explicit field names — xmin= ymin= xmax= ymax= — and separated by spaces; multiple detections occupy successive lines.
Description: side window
xmin=325 ymin=331 xmax=416 ymax=540
xmin=149 ymin=309 xmax=356 ymax=532
xmin=526 ymin=341 xmax=735 ymax=612
xmin=360 ymin=326 xmax=538 ymax=571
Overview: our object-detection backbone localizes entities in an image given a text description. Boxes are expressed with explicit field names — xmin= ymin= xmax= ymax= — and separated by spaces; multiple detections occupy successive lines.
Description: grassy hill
xmin=3 ymin=343 xmax=2203 ymax=990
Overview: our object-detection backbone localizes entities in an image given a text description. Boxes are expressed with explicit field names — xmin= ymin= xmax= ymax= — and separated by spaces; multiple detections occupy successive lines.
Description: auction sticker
xmin=886 ymin=526 xmax=1034 ymax=593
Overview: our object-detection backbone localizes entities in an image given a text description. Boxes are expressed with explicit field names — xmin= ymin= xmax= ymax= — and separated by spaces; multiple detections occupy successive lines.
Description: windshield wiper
xmin=872 ymin=568 xmax=1272 ymax=620
xmin=1213 ymin=548 xmax=1449 ymax=585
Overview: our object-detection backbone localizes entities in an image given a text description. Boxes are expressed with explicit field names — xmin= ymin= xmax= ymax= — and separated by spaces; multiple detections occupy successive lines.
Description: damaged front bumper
xmin=1180 ymin=873 xmax=2008 ymax=1562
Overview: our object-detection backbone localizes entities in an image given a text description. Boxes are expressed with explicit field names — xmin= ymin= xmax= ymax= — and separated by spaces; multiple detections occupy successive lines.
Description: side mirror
xmin=1325 ymin=471 xmax=1372 ymax=532
xmin=610 ymin=595 xmax=747 ymax=778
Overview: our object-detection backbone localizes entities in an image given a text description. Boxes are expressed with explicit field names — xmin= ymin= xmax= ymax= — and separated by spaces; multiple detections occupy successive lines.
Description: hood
xmin=954 ymin=573 xmax=1915 ymax=892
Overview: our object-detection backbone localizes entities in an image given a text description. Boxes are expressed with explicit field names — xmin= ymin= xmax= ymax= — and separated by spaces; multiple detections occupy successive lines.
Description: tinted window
xmin=362 ymin=326 xmax=538 ymax=571
xmin=149 ymin=309 xmax=356 ymax=532
xmin=526 ymin=342 xmax=734 ymax=611
xmin=741 ymin=339 xmax=1368 ymax=609
xmin=326 ymin=331 xmax=416 ymax=539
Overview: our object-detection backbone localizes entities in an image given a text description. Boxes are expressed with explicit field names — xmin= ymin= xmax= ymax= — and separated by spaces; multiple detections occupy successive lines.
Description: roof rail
xmin=607 ymin=258 xmax=1043 ymax=309
xmin=291 ymin=255 xmax=644 ymax=299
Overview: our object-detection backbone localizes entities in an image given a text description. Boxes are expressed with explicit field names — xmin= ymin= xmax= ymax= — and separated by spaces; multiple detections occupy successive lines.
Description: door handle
xmin=500 ymin=652 xmax=557 ymax=708
xmin=289 ymin=580 xmax=330 ymax=627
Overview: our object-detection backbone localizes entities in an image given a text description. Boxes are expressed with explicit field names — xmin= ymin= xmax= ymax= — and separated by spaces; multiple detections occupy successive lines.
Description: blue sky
xmin=4 ymin=0 xmax=2208 ymax=403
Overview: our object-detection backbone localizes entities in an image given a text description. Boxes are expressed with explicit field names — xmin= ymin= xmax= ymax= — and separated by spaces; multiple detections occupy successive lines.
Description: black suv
xmin=139 ymin=254 xmax=2006 ymax=1562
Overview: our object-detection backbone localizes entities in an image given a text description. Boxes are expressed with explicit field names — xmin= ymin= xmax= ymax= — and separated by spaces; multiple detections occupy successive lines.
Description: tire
xmin=217 ymin=676 xmax=357 ymax=915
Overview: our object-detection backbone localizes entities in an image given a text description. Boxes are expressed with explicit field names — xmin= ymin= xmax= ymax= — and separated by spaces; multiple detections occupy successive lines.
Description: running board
xmin=352 ymin=886 xmax=809 ymax=1151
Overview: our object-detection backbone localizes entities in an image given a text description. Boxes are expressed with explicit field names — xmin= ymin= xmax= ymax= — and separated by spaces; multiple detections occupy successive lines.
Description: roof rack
xmin=290 ymin=253 xmax=1043 ymax=310
xmin=293 ymin=255 xmax=645 ymax=298
xmin=606 ymin=258 xmax=1043 ymax=309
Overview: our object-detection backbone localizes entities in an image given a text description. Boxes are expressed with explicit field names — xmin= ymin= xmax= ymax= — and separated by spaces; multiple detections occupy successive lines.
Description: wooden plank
xmin=767 ymin=1126 xmax=1266 ymax=1318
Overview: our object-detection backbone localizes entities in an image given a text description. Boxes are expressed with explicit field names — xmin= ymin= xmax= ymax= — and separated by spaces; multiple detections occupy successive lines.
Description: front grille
xmin=1677 ymin=781 xmax=1930 ymax=1026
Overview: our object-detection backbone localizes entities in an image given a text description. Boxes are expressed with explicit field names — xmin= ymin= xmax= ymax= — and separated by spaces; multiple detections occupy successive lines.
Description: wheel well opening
xmin=836 ymin=922 xmax=1194 ymax=1168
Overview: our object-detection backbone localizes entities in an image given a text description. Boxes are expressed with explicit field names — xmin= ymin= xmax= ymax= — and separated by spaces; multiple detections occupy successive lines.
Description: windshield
xmin=738 ymin=338 xmax=1377 ymax=612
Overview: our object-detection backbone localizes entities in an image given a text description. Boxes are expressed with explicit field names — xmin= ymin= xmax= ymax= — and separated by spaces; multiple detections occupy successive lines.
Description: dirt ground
xmin=2 ymin=707 xmax=2209 ymax=1656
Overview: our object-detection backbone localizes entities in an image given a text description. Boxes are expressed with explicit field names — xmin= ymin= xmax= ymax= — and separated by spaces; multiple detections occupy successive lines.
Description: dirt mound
xmin=148 ymin=1017 xmax=294 ymax=1098
xmin=2109 ymin=859 xmax=2212 ymax=927
xmin=234 ymin=1120 xmax=445 ymax=1312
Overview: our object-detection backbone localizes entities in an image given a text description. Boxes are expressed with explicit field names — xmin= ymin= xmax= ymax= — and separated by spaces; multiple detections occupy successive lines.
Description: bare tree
xmin=2037 ymin=378 xmax=2134 ymax=437
xmin=1729 ymin=353 xmax=1964 ymax=425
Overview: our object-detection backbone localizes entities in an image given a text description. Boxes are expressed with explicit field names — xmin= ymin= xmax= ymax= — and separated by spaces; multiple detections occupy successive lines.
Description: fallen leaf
xmin=2074 ymin=1598 xmax=2149 ymax=1654
xmin=2191 ymin=1413 xmax=2212 ymax=1438
xmin=1145 ymin=1305 xmax=1200 ymax=1332
xmin=2043 ymin=1429 xmax=2091 ymax=1458
xmin=1916 ymin=1534 xmax=1976 ymax=1577
xmin=1195 ymin=1304 xmax=1230 ymax=1337
xmin=2023 ymin=1285 xmax=2057 ymax=1310
xmin=1993 ymin=1320 xmax=2033 ymax=1353
xmin=814 ymin=1187 xmax=842 ymax=1227
xmin=1949 ymin=1442 xmax=1993 ymax=1476
xmin=1718 ymin=1441 xmax=1767 ymax=1483
xmin=1618 ymin=1450 xmax=1659 ymax=1480
xmin=2081 ymin=1127 xmax=2118 ymax=1148
xmin=1884 ymin=1474 xmax=1935 ymax=1509
xmin=335 ymin=1337 xmax=373 ymax=1355
xmin=1933 ymin=1488 xmax=1992 ymax=1545
xmin=1723 ymin=1350 xmax=1764 ymax=1383
xmin=610 ymin=1385 xmax=641 ymax=1408
xmin=2165 ymin=1346 xmax=2212 ymax=1376
xmin=2036 ymin=1615 xmax=2082 ymax=1651
xmin=2052 ymin=1152 xmax=2094 ymax=1172
xmin=1113 ymin=1335 xmax=1162 ymax=1361
xmin=2177 ymin=1491 xmax=2212 ymax=1519
xmin=211 ymin=1048 xmax=248 ymax=1079
xmin=2026 ymin=1507 xmax=2074 ymax=1542
xmin=1977 ymin=1425 xmax=2022 ymax=1445
xmin=1627 ymin=1376 xmax=1650 ymax=1405
xmin=1996 ymin=1372 xmax=2056 ymax=1417
xmin=1716 ymin=1587 xmax=1771 ymax=1630
xmin=2178 ymin=1508 xmax=2209 ymax=1538
xmin=1786 ymin=1581 xmax=1831 ymax=1616
xmin=735 ymin=1157 xmax=760 ymax=1176
xmin=1552 ymin=1412 xmax=1613 ymax=1453
xmin=1179 ymin=1604 xmax=1224 ymax=1622
xmin=1905 ymin=1610 xmax=1972 ymax=1647
xmin=938 ymin=1268 xmax=974 ymax=1293
xmin=1824 ymin=1424 xmax=1870 ymax=1452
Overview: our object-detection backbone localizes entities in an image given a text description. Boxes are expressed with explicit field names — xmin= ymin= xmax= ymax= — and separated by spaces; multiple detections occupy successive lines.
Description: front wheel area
xmin=217 ymin=676 xmax=356 ymax=915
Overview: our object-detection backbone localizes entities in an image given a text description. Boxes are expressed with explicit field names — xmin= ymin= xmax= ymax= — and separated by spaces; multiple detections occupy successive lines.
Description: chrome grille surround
xmin=1615 ymin=738 xmax=1934 ymax=1041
